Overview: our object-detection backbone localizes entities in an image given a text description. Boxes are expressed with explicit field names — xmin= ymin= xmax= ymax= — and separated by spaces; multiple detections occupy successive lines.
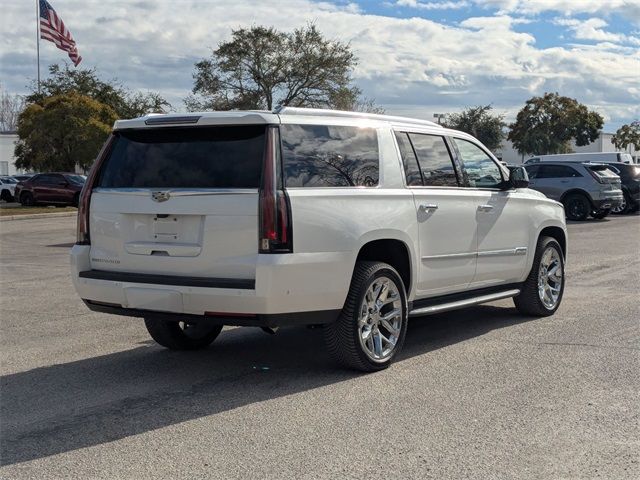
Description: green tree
xmin=508 ymin=92 xmax=603 ymax=155
xmin=186 ymin=24 xmax=378 ymax=112
xmin=27 ymin=63 xmax=170 ymax=118
xmin=443 ymin=105 xmax=505 ymax=151
xmin=612 ymin=120 xmax=640 ymax=151
xmin=14 ymin=93 xmax=116 ymax=172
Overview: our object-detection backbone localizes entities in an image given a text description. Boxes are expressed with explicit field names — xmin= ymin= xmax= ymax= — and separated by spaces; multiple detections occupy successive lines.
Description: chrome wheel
xmin=611 ymin=196 xmax=627 ymax=214
xmin=358 ymin=276 xmax=403 ymax=362
xmin=538 ymin=247 xmax=562 ymax=310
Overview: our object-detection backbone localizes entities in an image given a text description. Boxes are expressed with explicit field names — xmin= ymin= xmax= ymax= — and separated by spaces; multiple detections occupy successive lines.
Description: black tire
xmin=1 ymin=190 xmax=12 ymax=202
xmin=562 ymin=193 xmax=590 ymax=221
xmin=611 ymin=192 xmax=631 ymax=215
xmin=72 ymin=193 xmax=80 ymax=207
xmin=144 ymin=318 xmax=223 ymax=350
xmin=591 ymin=209 xmax=609 ymax=220
xmin=514 ymin=236 xmax=565 ymax=317
xmin=20 ymin=191 xmax=35 ymax=207
xmin=324 ymin=261 xmax=408 ymax=372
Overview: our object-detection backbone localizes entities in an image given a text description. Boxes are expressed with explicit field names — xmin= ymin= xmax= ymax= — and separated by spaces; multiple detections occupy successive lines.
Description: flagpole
xmin=36 ymin=0 xmax=41 ymax=93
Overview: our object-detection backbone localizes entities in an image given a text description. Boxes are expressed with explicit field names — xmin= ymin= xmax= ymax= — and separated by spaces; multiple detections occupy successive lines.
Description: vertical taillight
xmin=259 ymin=126 xmax=292 ymax=253
xmin=586 ymin=167 xmax=605 ymax=184
xmin=77 ymin=136 xmax=115 ymax=245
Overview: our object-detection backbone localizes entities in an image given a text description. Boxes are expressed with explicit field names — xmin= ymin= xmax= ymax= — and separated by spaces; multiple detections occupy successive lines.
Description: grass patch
xmin=0 ymin=206 xmax=77 ymax=216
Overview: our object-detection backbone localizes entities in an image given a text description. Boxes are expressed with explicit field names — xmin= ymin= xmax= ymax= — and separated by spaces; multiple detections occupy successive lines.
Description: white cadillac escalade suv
xmin=71 ymin=107 xmax=567 ymax=372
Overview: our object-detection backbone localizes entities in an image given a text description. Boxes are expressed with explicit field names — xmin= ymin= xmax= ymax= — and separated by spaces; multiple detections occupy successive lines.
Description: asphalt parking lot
xmin=1 ymin=215 xmax=639 ymax=479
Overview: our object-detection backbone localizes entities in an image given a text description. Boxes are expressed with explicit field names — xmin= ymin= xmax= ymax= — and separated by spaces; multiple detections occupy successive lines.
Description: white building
xmin=0 ymin=132 xmax=24 ymax=176
xmin=496 ymin=132 xmax=638 ymax=165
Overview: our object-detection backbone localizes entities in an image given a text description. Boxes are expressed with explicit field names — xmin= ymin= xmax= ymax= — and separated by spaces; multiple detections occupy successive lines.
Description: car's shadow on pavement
xmin=1 ymin=305 xmax=538 ymax=466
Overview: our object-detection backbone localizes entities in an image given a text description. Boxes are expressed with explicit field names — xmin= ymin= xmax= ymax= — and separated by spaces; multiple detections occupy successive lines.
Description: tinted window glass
xmin=281 ymin=124 xmax=379 ymax=187
xmin=409 ymin=133 xmax=458 ymax=187
xmin=395 ymin=132 xmax=422 ymax=186
xmin=537 ymin=165 xmax=581 ymax=178
xmin=34 ymin=174 xmax=57 ymax=185
xmin=525 ymin=165 xmax=540 ymax=179
xmin=98 ymin=126 xmax=266 ymax=188
xmin=453 ymin=138 xmax=503 ymax=188
xmin=65 ymin=174 xmax=86 ymax=185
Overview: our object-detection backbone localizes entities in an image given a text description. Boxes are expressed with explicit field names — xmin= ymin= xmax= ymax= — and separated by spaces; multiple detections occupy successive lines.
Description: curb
xmin=0 ymin=211 xmax=78 ymax=222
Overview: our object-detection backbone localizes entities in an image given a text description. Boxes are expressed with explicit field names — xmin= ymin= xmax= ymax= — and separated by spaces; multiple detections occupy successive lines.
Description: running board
xmin=409 ymin=289 xmax=521 ymax=317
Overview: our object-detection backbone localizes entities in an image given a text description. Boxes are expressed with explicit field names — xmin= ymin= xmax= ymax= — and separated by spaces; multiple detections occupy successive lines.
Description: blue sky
xmin=2 ymin=0 xmax=639 ymax=131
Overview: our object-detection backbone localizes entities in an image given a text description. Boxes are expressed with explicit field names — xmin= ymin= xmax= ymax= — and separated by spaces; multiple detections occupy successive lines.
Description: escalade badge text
xmin=151 ymin=191 xmax=171 ymax=202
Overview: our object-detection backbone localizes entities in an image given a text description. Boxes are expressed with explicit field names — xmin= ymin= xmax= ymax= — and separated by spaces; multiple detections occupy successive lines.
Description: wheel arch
xmin=538 ymin=225 xmax=567 ymax=259
xmin=559 ymin=188 xmax=594 ymax=207
xmin=354 ymin=234 xmax=415 ymax=299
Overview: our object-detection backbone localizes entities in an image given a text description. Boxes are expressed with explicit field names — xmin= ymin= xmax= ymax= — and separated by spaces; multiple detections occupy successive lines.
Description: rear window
xmin=97 ymin=126 xmax=266 ymax=189
xmin=280 ymin=124 xmax=379 ymax=187
xmin=588 ymin=165 xmax=619 ymax=178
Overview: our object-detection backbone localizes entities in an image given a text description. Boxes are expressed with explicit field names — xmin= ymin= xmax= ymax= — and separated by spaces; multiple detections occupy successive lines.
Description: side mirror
xmin=508 ymin=166 xmax=529 ymax=189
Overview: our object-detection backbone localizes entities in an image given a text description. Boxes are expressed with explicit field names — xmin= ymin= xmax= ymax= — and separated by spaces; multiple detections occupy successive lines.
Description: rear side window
xmin=408 ymin=133 xmax=458 ymax=187
xmin=97 ymin=126 xmax=266 ymax=188
xmin=395 ymin=132 xmax=422 ymax=186
xmin=537 ymin=165 xmax=582 ymax=178
xmin=34 ymin=174 xmax=59 ymax=185
xmin=280 ymin=124 xmax=379 ymax=187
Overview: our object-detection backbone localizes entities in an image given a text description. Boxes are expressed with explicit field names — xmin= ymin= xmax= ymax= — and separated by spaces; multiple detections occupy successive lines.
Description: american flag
xmin=39 ymin=0 xmax=82 ymax=66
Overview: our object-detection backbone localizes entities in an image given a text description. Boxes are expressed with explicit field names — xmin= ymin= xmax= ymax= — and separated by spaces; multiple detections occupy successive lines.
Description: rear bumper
xmin=71 ymin=244 xmax=353 ymax=323
xmin=592 ymin=192 xmax=624 ymax=210
xmin=83 ymin=299 xmax=340 ymax=327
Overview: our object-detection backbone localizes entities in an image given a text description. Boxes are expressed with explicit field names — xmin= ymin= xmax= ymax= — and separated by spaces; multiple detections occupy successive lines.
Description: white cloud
xmin=396 ymin=0 xmax=470 ymax=9
xmin=0 ymin=0 xmax=638 ymax=130
xmin=473 ymin=0 xmax=640 ymax=26
xmin=554 ymin=17 xmax=640 ymax=46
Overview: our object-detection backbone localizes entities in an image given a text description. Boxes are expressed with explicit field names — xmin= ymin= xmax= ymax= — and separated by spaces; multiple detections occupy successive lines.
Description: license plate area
xmin=153 ymin=215 xmax=179 ymax=241
xmin=124 ymin=287 xmax=183 ymax=312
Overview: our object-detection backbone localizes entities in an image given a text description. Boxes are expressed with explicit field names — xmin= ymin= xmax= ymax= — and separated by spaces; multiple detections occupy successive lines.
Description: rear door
xmin=395 ymin=131 xmax=477 ymax=297
xmin=89 ymin=125 xmax=267 ymax=280
xmin=32 ymin=174 xmax=57 ymax=202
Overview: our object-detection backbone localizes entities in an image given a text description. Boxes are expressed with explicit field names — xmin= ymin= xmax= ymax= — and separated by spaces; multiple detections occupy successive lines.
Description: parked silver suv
xmin=525 ymin=162 xmax=623 ymax=221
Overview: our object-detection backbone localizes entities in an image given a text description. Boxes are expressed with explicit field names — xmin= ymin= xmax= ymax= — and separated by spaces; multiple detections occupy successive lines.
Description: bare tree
xmin=0 ymin=83 xmax=25 ymax=131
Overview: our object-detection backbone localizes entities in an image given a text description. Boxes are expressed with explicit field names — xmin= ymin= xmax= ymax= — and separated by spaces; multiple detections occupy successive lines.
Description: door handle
xmin=477 ymin=204 xmax=494 ymax=212
xmin=419 ymin=204 xmax=439 ymax=211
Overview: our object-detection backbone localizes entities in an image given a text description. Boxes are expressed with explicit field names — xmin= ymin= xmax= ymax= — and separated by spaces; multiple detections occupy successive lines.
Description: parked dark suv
xmin=15 ymin=173 xmax=85 ymax=207
xmin=605 ymin=163 xmax=640 ymax=214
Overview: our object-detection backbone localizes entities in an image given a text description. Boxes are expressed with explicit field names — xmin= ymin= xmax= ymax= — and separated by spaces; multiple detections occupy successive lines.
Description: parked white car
xmin=0 ymin=176 xmax=17 ymax=202
xmin=71 ymin=107 xmax=567 ymax=371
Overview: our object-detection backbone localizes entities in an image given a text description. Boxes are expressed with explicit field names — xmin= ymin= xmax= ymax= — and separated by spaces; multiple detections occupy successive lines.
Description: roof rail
xmin=274 ymin=106 xmax=442 ymax=128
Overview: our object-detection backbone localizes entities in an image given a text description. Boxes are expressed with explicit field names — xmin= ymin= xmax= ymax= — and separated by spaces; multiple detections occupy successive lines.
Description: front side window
xmin=280 ymin=124 xmax=379 ymax=187
xmin=525 ymin=165 xmax=540 ymax=179
xmin=453 ymin=138 xmax=504 ymax=188
xmin=409 ymin=133 xmax=458 ymax=187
